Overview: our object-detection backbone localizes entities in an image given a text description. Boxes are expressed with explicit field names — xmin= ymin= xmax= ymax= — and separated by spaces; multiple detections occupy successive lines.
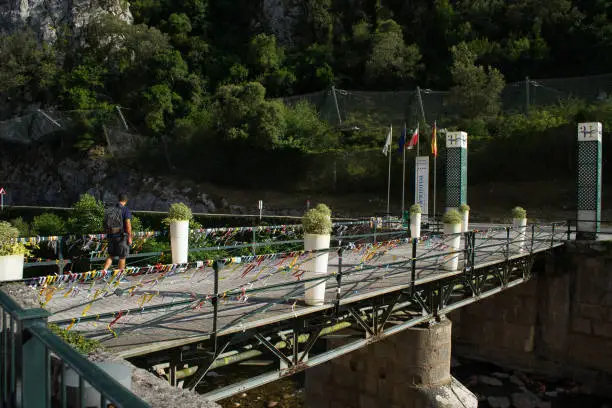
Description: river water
xmin=215 ymin=356 xmax=612 ymax=408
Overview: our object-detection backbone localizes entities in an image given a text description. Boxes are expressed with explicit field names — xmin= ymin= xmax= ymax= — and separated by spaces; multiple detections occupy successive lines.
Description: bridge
xmin=0 ymin=121 xmax=605 ymax=407
xmin=2 ymin=219 xmax=570 ymax=403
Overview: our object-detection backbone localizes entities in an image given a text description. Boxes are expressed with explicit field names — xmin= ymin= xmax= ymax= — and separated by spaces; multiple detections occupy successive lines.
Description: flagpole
xmin=386 ymin=125 xmax=392 ymax=215
xmin=433 ymin=121 xmax=438 ymax=226
xmin=401 ymin=145 xmax=406 ymax=213
xmin=433 ymin=153 xmax=437 ymax=223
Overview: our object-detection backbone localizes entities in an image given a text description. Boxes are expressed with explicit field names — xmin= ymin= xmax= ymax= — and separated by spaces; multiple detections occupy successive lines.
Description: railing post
xmin=211 ymin=261 xmax=220 ymax=355
xmin=530 ymin=224 xmax=535 ymax=255
xmin=410 ymin=238 xmax=417 ymax=296
xmin=463 ymin=231 xmax=472 ymax=273
xmin=471 ymin=232 xmax=476 ymax=271
xmin=373 ymin=223 xmax=377 ymax=244
xmin=17 ymin=309 xmax=51 ymax=408
xmin=334 ymin=248 xmax=343 ymax=317
xmin=251 ymin=228 xmax=256 ymax=256
xmin=505 ymin=227 xmax=511 ymax=259
xmin=57 ymin=236 xmax=64 ymax=275
xmin=551 ymin=224 xmax=556 ymax=249
xmin=567 ymin=219 xmax=571 ymax=241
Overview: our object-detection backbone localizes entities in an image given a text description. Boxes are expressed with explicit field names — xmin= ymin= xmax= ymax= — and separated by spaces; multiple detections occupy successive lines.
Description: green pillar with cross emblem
xmin=577 ymin=122 xmax=602 ymax=239
xmin=445 ymin=131 xmax=468 ymax=211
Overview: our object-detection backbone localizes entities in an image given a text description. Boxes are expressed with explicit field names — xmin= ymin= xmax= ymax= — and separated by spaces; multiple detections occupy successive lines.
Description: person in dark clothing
xmin=103 ymin=193 xmax=132 ymax=270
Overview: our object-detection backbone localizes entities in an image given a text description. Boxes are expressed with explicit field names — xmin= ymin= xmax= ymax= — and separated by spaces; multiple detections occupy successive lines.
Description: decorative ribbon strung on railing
xmin=29 ymin=237 xmax=413 ymax=330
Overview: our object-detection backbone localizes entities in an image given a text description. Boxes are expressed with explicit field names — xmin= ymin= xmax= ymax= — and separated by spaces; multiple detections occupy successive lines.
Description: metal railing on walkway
xmin=0 ymin=289 xmax=149 ymax=408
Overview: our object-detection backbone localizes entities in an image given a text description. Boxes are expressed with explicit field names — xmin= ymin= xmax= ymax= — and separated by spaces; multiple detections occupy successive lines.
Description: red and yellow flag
xmin=431 ymin=121 xmax=438 ymax=157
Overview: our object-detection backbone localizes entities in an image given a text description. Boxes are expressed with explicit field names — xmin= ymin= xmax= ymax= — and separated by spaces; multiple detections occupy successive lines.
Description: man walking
xmin=103 ymin=193 xmax=132 ymax=270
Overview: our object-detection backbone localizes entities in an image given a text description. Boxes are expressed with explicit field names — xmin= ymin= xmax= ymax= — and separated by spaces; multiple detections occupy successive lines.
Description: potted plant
xmin=409 ymin=204 xmax=422 ymax=239
xmin=0 ymin=222 xmax=30 ymax=281
xmin=164 ymin=203 xmax=193 ymax=264
xmin=512 ymin=206 xmax=527 ymax=252
xmin=442 ymin=209 xmax=462 ymax=271
xmin=459 ymin=204 xmax=470 ymax=233
xmin=302 ymin=203 xmax=332 ymax=306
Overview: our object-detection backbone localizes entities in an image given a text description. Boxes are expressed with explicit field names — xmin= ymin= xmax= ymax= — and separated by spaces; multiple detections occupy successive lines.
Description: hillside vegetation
xmin=2 ymin=0 xmax=612 ymax=191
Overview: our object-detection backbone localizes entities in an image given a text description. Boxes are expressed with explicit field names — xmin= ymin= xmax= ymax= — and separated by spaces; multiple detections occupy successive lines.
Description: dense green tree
xmin=364 ymin=19 xmax=422 ymax=88
xmin=0 ymin=30 xmax=57 ymax=117
xmin=449 ymin=42 xmax=505 ymax=119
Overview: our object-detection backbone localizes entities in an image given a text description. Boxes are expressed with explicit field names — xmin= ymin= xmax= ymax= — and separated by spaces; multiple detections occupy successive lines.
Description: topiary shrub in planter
xmin=164 ymin=203 xmax=193 ymax=264
xmin=409 ymin=204 xmax=422 ymax=239
xmin=459 ymin=204 xmax=470 ymax=233
xmin=0 ymin=221 xmax=31 ymax=281
xmin=442 ymin=209 xmax=462 ymax=271
xmin=302 ymin=204 xmax=332 ymax=306
xmin=511 ymin=207 xmax=527 ymax=252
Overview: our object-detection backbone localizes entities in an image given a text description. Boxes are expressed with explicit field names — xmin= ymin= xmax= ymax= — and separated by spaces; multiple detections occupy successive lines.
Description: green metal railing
xmin=0 ymin=290 xmax=149 ymax=408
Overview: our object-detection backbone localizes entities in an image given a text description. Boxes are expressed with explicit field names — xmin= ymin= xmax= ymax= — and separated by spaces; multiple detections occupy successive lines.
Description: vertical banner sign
xmin=577 ymin=122 xmax=602 ymax=238
xmin=414 ymin=156 xmax=429 ymax=223
xmin=258 ymin=200 xmax=263 ymax=221
xmin=445 ymin=131 xmax=468 ymax=211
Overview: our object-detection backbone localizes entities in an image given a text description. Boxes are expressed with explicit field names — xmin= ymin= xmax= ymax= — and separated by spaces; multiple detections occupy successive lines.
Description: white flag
xmin=382 ymin=125 xmax=392 ymax=156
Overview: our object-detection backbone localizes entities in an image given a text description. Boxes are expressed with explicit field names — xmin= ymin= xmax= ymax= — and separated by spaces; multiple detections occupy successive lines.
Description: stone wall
xmin=450 ymin=242 xmax=612 ymax=395
xmin=305 ymin=321 xmax=476 ymax=408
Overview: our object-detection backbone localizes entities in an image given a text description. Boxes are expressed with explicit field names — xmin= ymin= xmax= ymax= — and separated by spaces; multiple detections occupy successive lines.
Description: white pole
xmin=433 ymin=154 xmax=437 ymax=224
xmin=387 ymin=145 xmax=392 ymax=215
xmin=401 ymin=147 xmax=406 ymax=213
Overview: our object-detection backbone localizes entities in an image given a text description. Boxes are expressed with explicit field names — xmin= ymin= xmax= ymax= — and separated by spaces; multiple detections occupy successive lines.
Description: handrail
xmin=0 ymin=290 xmax=149 ymax=408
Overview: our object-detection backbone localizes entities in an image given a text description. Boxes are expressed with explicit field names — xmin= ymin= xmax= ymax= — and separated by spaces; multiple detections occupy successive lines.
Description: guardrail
xmin=0 ymin=290 xmax=149 ymax=408
xmin=19 ymin=220 xmax=396 ymax=274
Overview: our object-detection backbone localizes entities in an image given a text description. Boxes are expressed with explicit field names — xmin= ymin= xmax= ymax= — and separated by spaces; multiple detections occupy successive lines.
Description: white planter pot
xmin=410 ymin=213 xmax=421 ymax=239
xmin=170 ymin=220 xmax=190 ymax=264
xmin=0 ymin=254 xmax=24 ymax=282
xmin=443 ymin=223 xmax=462 ymax=271
xmin=303 ymin=233 xmax=331 ymax=306
xmin=461 ymin=211 xmax=470 ymax=233
xmin=66 ymin=363 xmax=132 ymax=408
xmin=512 ymin=218 xmax=528 ymax=253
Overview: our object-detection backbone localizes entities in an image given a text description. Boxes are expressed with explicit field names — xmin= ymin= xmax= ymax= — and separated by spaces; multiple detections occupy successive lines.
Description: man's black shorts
xmin=108 ymin=236 xmax=130 ymax=259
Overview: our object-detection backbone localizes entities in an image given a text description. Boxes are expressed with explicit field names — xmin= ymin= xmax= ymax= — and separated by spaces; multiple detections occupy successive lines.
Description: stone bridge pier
xmin=305 ymin=319 xmax=476 ymax=408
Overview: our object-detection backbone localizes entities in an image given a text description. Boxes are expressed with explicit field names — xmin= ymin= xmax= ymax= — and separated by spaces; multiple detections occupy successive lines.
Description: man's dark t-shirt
xmin=108 ymin=203 xmax=132 ymax=258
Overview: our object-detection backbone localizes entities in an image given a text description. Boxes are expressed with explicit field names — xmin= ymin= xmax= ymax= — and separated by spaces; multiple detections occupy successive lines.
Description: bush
xmin=459 ymin=204 xmax=470 ymax=213
xmin=314 ymin=203 xmax=332 ymax=217
xmin=10 ymin=217 xmax=31 ymax=237
xmin=302 ymin=203 xmax=332 ymax=235
xmin=130 ymin=215 xmax=143 ymax=232
xmin=0 ymin=221 xmax=30 ymax=256
xmin=442 ymin=209 xmax=462 ymax=225
xmin=32 ymin=213 xmax=67 ymax=236
xmin=49 ymin=324 xmax=101 ymax=354
xmin=511 ymin=206 xmax=527 ymax=219
xmin=68 ymin=194 xmax=104 ymax=234
xmin=163 ymin=202 xmax=193 ymax=224
xmin=409 ymin=204 xmax=422 ymax=215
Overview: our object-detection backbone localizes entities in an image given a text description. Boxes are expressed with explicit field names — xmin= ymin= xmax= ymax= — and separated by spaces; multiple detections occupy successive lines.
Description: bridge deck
xmin=3 ymin=223 xmax=566 ymax=357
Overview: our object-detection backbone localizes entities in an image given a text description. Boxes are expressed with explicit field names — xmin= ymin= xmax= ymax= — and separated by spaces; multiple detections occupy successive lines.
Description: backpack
xmin=104 ymin=204 xmax=124 ymax=235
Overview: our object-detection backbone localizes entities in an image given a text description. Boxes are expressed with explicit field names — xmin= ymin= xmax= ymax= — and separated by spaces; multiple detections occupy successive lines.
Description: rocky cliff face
xmin=0 ymin=144 xmax=220 ymax=213
xmin=0 ymin=0 xmax=132 ymax=41
xmin=261 ymin=0 xmax=302 ymax=45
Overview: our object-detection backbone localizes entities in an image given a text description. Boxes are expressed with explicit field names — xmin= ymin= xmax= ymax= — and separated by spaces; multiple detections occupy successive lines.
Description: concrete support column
xmin=577 ymin=122 xmax=602 ymax=240
xmin=445 ymin=132 xmax=468 ymax=211
xmin=305 ymin=319 xmax=476 ymax=408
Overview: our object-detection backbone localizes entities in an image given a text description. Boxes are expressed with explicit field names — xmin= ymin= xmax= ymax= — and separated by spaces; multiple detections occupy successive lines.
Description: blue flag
xmin=397 ymin=123 xmax=407 ymax=154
